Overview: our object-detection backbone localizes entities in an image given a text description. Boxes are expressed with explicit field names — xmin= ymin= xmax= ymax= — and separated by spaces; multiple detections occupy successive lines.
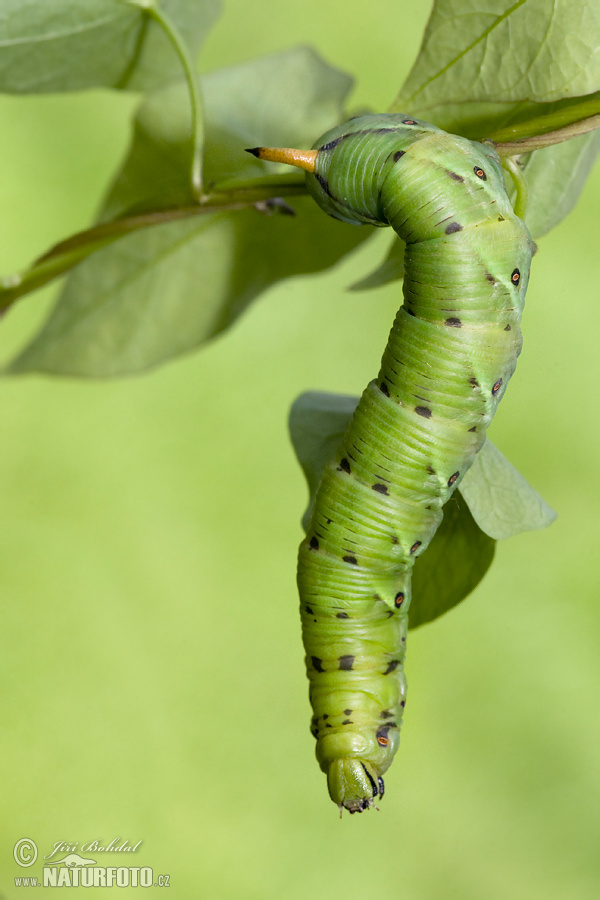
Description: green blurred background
xmin=1 ymin=1 xmax=599 ymax=897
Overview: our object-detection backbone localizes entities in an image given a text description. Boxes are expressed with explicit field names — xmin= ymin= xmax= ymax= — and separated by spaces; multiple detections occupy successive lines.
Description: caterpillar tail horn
xmin=245 ymin=146 xmax=317 ymax=172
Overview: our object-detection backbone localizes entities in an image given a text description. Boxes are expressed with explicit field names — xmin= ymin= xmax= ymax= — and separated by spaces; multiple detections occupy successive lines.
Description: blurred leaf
xmin=102 ymin=46 xmax=356 ymax=219
xmin=0 ymin=0 xmax=221 ymax=93
xmin=290 ymin=390 xmax=555 ymax=540
xmin=520 ymin=131 xmax=600 ymax=238
xmin=289 ymin=390 xmax=496 ymax=627
xmin=349 ymin=236 xmax=405 ymax=291
xmin=391 ymin=0 xmax=600 ymax=137
xmin=459 ymin=439 xmax=557 ymax=540
xmin=409 ymin=493 xmax=495 ymax=629
xmin=8 ymin=49 xmax=371 ymax=377
xmin=289 ymin=391 xmax=360 ymax=531
xmin=8 ymin=200 xmax=370 ymax=378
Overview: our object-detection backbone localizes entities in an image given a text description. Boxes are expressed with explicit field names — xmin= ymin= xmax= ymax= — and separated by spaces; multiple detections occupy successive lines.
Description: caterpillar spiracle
xmin=248 ymin=114 xmax=534 ymax=814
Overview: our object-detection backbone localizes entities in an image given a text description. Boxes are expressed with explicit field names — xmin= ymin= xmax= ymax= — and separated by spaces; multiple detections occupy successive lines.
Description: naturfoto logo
xmin=13 ymin=838 xmax=170 ymax=889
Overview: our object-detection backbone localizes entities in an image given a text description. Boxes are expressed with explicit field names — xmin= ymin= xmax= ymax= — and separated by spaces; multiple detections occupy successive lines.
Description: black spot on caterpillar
xmin=289 ymin=113 xmax=533 ymax=814
xmin=338 ymin=655 xmax=355 ymax=671
xmin=320 ymin=136 xmax=345 ymax=151
xmin=415 ymin=406 xmax=432 ymax=418
xmin=372 ymin=483 xmax=389 ymax=494
xmin=376 ymin=726 xmax=392 ymax=746
xmin=315 ymin=173 xmax=331 ymax=196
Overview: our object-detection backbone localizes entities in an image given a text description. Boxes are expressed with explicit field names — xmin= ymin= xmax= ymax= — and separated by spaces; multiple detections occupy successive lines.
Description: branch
xmin=0 ymin=176 xmax=307 ymax=312
xmin=493 ymin=115 xmax=600 ymax=157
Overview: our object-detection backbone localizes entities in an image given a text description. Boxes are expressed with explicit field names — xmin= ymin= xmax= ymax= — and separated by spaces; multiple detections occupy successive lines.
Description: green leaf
xmin=409 ymin=493 xmax=495 ymax=629
xmin=8 ymin=49 xmax=369 ymax=378
xmin=459 ymin=439 xmax=557 ymax=540
xmin=348 ymin=236 xmax=405 ymax=292
xmin=0 ymin=0 xmax=220 ymax=94
xmin=391 ymin=0 xmax=600 ymax=138
xmin=289 ymin=390 xmax=496 ymax=627
xmin=289 ymin=391 xmax=360 ymax=532
xmin=520 ymin=131 xmax=600 ymax=238
xmin=102 ymin=46 xmax=355 ymax=219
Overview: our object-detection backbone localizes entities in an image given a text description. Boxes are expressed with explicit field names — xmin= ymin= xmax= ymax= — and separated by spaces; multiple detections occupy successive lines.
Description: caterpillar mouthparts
xmin=327 ymin=758 xmax=385 ymax=815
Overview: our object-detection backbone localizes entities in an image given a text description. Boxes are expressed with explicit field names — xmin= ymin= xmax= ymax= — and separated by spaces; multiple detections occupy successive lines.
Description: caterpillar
xmin=247 ymin=113 xmax=534 ymax=813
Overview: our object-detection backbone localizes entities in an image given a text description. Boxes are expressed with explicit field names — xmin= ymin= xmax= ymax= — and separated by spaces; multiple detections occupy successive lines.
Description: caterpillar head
xmin=327 ymin=758 xmax=384 ymax=815
xmin=316 ymin=726 xmax=399 ymax=813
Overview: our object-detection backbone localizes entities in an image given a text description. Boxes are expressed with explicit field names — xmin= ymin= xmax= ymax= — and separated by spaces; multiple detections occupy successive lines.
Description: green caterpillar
xmin=249 ymin=113 xmax=534 ymax=813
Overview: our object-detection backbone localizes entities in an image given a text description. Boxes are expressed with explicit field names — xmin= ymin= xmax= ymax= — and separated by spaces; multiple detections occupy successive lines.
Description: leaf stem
xmin=502 ymin=157 xmax=528 ymax=218
xmin=493 ymin=114 xmax=600 ymax=157
xmin=126 ymin=0 xmax=205 ymax=199
xmin=0 ymin=177 xmax=307 ymax=312
xmin=489 ymin=95 xmax=600 ymax=143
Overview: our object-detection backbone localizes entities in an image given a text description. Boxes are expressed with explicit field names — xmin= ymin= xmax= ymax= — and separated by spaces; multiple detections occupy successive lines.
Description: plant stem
xmin=489 ymin=95 xmax=600 ymax=143
xmin=493 ymin=114 xmax=600 ymax=157
xmin=0 ymin=178 xmax=307 ymax=312
xmin=126 ymin=0 xmax=205 ymax=199
xmin=502 ymin=157 xmax=528 ymax=218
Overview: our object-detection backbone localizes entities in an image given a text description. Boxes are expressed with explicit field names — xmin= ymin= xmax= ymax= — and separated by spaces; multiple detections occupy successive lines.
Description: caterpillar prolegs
xmin=249 ymin=114 xmax=534 ymax=813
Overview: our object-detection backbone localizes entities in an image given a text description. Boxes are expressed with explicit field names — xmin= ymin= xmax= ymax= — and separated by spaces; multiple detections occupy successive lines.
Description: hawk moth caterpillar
xmin=249 ymin=113 xmax=534 ymax=813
